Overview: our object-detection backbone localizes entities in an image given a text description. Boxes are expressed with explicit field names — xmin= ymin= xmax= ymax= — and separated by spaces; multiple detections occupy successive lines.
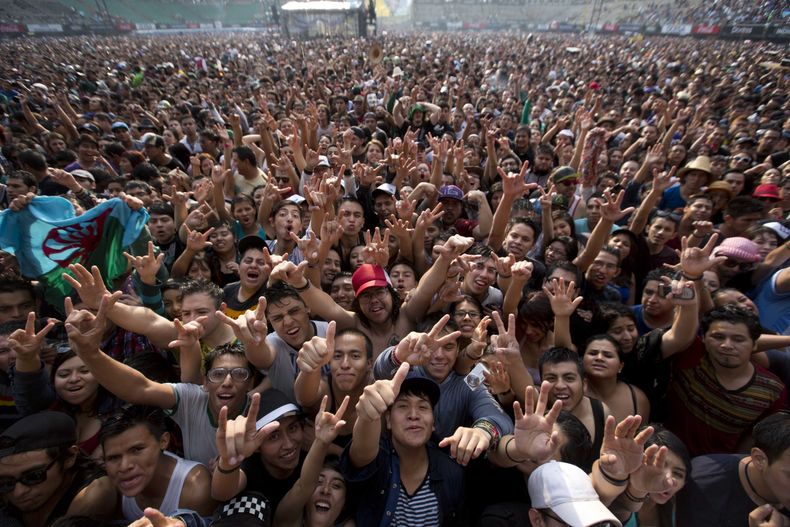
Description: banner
xmin=0 ymin=24 xmax=25 ymax=33
xmin=661 ymin=23 xmax=692 ymax=35
xmin=26 ymin=23 xmax=63 ymax=33
xmin=692 ymin=24 xmax=720 ymax=35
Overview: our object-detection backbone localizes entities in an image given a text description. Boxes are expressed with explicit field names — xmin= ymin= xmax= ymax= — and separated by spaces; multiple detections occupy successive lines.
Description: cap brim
xmin=553 ymin=499 xmax=622 ymax=527
xmin=355 ymin=279 xmax=389 ymax=297
xmin=256 ymin=405 xmax=299 ymax=430
xmin=439 ymin=195 xmax=464 ymax=202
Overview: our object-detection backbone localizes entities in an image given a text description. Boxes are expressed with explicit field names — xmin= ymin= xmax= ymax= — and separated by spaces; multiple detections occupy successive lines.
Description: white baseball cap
xmin=528 ymin=461 xmax=621 ymax=527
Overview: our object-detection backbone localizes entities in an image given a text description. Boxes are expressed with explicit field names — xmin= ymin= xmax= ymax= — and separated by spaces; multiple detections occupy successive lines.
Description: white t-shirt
xmin=263 ymin=320 xmax=329 ymax=403
xmin=167 ymin=383 xmax=218 ymax=466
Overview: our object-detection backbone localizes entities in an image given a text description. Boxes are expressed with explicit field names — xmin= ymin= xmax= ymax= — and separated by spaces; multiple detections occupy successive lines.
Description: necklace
xmin=744 ymin=460 xmax=772 ymax=504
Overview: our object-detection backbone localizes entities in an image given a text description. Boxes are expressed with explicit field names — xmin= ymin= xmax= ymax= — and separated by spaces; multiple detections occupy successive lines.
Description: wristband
xmin=598 ymin=464 xmax=629 ymax=486
xmin=294 ymin=280 xmax=311 ymax=292
xmin=681 ymin=272 xmax=702 ymax=281
xmin=473 ymin=419 xmax=501 ymax=451
xmin=624 ymin=488 xmax=650 ymax=502
xmin=217 ymin=462 xmax=240 ymax=474
xmin=504 ymin=436 xmax=527 ymax=463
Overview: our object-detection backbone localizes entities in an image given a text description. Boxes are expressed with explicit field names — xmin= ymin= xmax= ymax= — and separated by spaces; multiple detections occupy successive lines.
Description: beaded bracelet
xmin=473 ymin=419 xmax=501 ymax=451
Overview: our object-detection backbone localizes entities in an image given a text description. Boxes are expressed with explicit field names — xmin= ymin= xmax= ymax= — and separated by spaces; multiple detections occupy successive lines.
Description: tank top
xmin=121 ymin=451 xmax=200 ymax=520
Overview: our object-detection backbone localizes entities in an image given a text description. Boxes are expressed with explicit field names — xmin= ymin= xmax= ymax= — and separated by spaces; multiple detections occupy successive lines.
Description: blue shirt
xmin=658 ymin=184 xmax=685 ymax=212
xmin=754 ymin=269 xmax=790 ymax=335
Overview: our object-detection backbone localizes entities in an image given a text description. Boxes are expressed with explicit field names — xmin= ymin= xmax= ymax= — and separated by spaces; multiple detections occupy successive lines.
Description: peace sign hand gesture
xmin=297 ymin=321 xmax=335 ymax=374
xmin=512 ymin=381 xmax=564 ymax=463
xmin=489 ymin=311 xmax=519 ymax=360
xmin=314 ymin=393 xmax=349 ymax=446
xmin=8 ymin=312 xmax=56 ymax=364
xmin=679 ymin=232 xmax=726 ymax=279
xmin=362 ymin=227 xmax=391 ymax=268
xmin=216 ymin=392 xmax=280 ymax=468
xmin=393 ymin=314 xmax=462 ymax=365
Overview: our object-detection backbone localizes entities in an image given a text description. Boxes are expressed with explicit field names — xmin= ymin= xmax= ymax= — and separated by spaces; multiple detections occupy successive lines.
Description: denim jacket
xmin=340 ymin=436 xmax=466 ymax=527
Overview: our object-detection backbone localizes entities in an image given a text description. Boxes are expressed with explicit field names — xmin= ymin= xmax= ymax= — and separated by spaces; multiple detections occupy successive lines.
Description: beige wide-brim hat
xmin=677 ymin=156 xmax=713 ymax=183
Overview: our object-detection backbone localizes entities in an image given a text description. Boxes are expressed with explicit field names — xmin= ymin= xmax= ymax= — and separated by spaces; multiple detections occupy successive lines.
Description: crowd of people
xmin=614 ymin=0 xmax=789 ymax=26
xmin=0 ymin=29 xmax=789 ymax=527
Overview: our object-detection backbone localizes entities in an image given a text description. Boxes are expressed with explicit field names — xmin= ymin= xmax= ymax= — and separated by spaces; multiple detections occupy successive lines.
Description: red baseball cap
xmin=352 ymin=264 xmax=390 ymax=296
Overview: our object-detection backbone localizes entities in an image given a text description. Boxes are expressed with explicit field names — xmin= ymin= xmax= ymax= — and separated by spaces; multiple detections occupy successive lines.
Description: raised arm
xmin=274 ymin=395 xmax=348 ymax=526
xmin=293 ymin=322 xmax=335 ymax=409
xmin=574 ymin=190 xmax=634 ymax=272
xmin=350 ymin=362 xmax=410 ymax=468
xmin=64 ymin=295 xmax=176 ymax=409
xmin=488 ymin=163 xmax=535 ymax=251
xmin=660 ymin=234 xmax=724 ymax=357
xmin=544 ymin=278 xmax=583 ymax=351
xmin=64 ymin=264 xmax=177 ymax=349
xmin=270 ymin=260 xmax=357 ymax=330
xmin=628 ymin=167 xmax=674 ymax=236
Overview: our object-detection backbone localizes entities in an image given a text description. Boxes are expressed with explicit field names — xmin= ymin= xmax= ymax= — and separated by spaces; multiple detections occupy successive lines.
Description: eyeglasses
xmin=453 ymin=310 xmax=482 ymax=320
xmin=721 ymin=259 xmax=755 ymax=272
xmin=0 ymin=459 xmax=58 ymax=493
xmin=590 ymin=260 xmax=619 ymax=270
xmin=206 ymin=367 xmax=251 ymax=383
xmin=358 ymin=288 xmax=389 ymax=303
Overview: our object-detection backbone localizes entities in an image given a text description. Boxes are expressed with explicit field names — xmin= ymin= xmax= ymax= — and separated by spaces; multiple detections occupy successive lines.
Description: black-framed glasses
xmin=0 ymin=458 xmax=58 ymax=493
xmin=207 ymin=367 xmax=251 ymax=383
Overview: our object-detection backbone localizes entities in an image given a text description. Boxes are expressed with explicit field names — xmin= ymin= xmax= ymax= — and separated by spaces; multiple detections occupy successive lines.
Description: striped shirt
xmin=666 ymin=338 xmax=786 ymax=457
xmin=392 ymin=474 xmax=440 ymax=527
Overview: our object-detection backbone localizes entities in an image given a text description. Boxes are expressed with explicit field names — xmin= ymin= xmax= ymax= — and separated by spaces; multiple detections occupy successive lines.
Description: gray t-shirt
xmin=264 ymin=320 xmax=329 ymax=403
xmin=167 ymin=382 xmax=218 ymax=466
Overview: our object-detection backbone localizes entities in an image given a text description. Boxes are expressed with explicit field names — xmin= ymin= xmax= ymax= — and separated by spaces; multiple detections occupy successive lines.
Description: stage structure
xmin=281 ymin=0 xmax=367 ymax=38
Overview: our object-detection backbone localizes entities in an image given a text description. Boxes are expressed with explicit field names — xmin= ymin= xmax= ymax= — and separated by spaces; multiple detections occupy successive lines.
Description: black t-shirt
xmin=222 ymin=282 xmax=266 ymax=319
xmin=621 ymin=328 xmax=672 ymax=421
xmin=156 ymin=235 xmax=186 ymax=270
xmin=38 ymin=176 xmax=70 ymax=196
xmin=242 ymin=451 xmax=305 ymax=516
xmin=676 ymin=454 xmax=758 ymax=527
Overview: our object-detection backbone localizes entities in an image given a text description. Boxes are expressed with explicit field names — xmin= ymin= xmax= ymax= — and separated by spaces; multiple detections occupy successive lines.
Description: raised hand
xmin=385 ymin=215 xmax=414 ymax=238
xmin=8 ymin=312 xmax=55 ymax=363
xmin=185 ymin=225 xmax=215 ymax=252
xmin=314 ymin=393 xmax=349 ymax=445
xmin=395 ymin=198 xmax=417 ymax=222
xmin=651 ymin=166 xmax=677 ymax=195
xmin=356 ymin=362 xmax=411 ymax=422
xmin=483 ymin=361 xmax=511 ymax=396
xmin=628 ymin=444 xmax=676 ymax=495
xmin=511 ymin=260 xmax=534 ymax=283
xmin=269 ymin=260 xmax=309 ymax=287
xmin=361 ymin=227 xmax=391 ymax=268
xmin=296 ymin=321 xmax=335 ymax=373
xmin=124 ymin=241 xmax=164 ymax=285
xmin=168 ymin=317 xmax=207 ymax=349
xmin=543 ymin=278 xmax=583 ymax=318
xmin=289 ymin=230 xmax=320 ymax=265
xmin=489 ymin=311 xmax=519 ymax=360
xmin=499 ymin=161 xmax=536 ymax=199
xmin=64 ymin=294 xmax=119 ymax=357
xmin=393 ymin=314 xmax=461 ymax=365
xmin=216 ymin=392 xmax=280 ymax=467
xmin=512 ymin=381 xmax=563 ymax=463
xmin=599 ymin=189 xmax=635 ymax=223
xmin=63 ymin=264 xmax=110 ymax=310
xmin=216 ymin=297 xmax=268 ymax=347
xmin=599 ymin=415 xmax=654 ymax=480
xmin=680 ymin=232 xmax=725 ymax=278
xmin=414 ymin=204 xmax=444 ymax=231
xmin=435 ymin=234 xmax=475 ymax=261
xmin=494 ymin=254 xmax=516 ymax=279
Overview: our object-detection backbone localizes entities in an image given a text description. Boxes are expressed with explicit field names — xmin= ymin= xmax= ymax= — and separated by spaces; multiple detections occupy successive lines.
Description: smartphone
xmin=661 ymin=280 xmax=695 ymax=300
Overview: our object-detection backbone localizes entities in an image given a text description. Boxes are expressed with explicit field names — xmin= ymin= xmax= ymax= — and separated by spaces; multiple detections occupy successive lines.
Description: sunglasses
xmin=207 ymin=367 xmax=251 ymax=383
xmin=0 ymin=459 xmax=58 ymax=494
xmin=733 ymin=156 xmax=752 ymax=163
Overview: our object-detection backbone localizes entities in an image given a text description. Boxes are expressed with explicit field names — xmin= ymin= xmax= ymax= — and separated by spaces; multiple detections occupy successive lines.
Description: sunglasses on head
xmin=0 ymin=459 xmax=58 ymax=494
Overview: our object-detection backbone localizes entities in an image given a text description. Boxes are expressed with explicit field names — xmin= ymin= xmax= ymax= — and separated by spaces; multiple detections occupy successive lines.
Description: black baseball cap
xmin=0 ymin=411 xmax=77 ymax=458
xmin=400 ymin=370 xmax=441 ymax=407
